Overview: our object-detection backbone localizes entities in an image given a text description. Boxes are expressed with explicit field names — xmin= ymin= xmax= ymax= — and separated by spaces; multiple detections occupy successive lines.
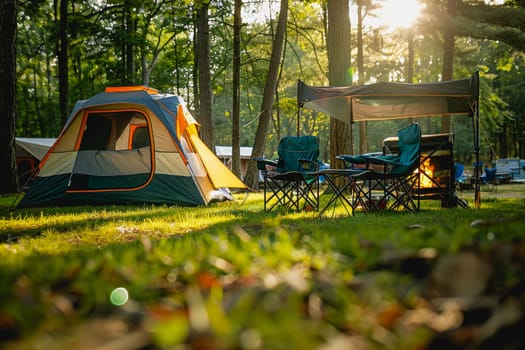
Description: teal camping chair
xmin=254 ymin=135 xmax=320 ymax=211
xmin=339 ymin=123 xmax=422 ymax=211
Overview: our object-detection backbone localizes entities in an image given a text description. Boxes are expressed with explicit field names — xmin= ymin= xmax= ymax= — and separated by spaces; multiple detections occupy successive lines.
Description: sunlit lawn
xmin=1 ymin=185 xmax=524 ymax=349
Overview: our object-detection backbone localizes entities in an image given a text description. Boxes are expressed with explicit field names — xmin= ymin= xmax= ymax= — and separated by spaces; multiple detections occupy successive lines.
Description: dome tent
xmin=18 ymin=86 xmax=246 ymax=207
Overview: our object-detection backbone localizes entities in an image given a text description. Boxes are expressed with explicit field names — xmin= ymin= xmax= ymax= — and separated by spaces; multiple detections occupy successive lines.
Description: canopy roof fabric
xmin=297 ymin=73 xmax=479 ymax=122
xmin=15 ymin=138 xmax=56 ymax=160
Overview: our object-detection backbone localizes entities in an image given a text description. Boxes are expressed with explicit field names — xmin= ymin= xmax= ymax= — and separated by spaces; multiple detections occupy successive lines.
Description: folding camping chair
xmin=254 ymin=135 xmax=320 ymax=211
xmin=338 ymin=123 xmax=422 ymax=212
xmin=473 ymin=162 xmax=498 ymax=191
xmin=482 ymin=166 xmax=498 ymax=192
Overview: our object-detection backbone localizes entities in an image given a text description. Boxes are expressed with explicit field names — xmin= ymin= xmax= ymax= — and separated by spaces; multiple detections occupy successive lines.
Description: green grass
xmin=1 ymin=187 xmax=524 ymax=349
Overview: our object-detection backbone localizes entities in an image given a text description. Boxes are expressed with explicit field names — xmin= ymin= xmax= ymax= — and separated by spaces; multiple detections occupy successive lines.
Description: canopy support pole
xmin=297 ymin=105 xmax=301 ymax=137
xmin=473 ymin=71 xmax=481 ymax=209
xmin=474 ymin=103 xmax=481 ymax=209
xmin=297 ymin=79 xmax=302 ymax=136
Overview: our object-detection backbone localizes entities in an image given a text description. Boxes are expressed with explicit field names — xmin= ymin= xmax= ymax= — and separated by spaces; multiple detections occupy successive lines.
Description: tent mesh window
xmin=69 ymin=111 xmax=153 ymax=190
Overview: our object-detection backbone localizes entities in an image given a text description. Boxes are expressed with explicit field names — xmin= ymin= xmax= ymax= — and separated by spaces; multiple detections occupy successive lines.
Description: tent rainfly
xmin=18 ymin=86 xmax=246 ymax=208
xmin=297 ymin=72 xmax=481 ymax=207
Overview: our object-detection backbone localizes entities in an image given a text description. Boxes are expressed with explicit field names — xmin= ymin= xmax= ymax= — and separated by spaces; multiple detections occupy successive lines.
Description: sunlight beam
xmin=374 ymin=0 xmax=424 ymax=31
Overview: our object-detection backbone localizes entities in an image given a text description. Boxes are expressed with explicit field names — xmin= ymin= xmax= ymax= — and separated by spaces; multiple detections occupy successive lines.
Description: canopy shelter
xmin=15 ymin=138 xmax=56 ymax=187
xmin=297 ymin=72 xmax=481 ymax=208
xmin=16 ymin=137 xmax=56 ymax=161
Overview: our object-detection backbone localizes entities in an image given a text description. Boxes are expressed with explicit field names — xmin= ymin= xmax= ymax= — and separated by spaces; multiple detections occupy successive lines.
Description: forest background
xmin=1 ymin=0 xmax=525 ymax=192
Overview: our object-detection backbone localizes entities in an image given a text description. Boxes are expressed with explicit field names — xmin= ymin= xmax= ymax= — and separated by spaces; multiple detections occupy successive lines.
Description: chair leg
xmin=263 ymin=175 xmax=268 ymax=211
xmin=300 ymin=179 xmax=319 ymax=212
xmin=264 ymin=177 xmax=298 ymax=211
xmin=266 ymin=179 xmax=291 ymax=211
xmin=384 ymin=174 xmax=419 ymax=211
xmin=350 ymin=178 xmax=370 ymax=211
xmin=318 ymin=174 xmax=353 ymax=216
xmin=365 ymin=177 xmax=389 ymax=211
xmin=265 ymin=176 xmax=291 ymax=211
xmin=263 ymin=173 xmax=320 ymax=212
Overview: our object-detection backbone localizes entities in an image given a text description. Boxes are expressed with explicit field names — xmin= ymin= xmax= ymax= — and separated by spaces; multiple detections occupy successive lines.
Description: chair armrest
xmin=366 ymin=154 xmax=398 ymax=165
xmin=337 ymin=155 xmax=367 ymax=164
xmin=338 ymin=153 xmax=401 ymax=171
xmin=253 ymin=158 xmax=278 ymax=171
xmin=366 ymin=157 xmax=417 ymax=175
xmin=337 ymin=154 xmax=373 ymax=169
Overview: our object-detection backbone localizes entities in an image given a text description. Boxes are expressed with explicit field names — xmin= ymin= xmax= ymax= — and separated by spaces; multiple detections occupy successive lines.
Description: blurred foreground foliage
xmin=1 ymin=187 xmax=524 ymax=349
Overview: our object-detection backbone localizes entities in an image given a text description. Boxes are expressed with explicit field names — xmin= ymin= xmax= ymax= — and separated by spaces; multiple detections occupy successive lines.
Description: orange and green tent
xmin=18 ymin=86 xmax=246 ymax=207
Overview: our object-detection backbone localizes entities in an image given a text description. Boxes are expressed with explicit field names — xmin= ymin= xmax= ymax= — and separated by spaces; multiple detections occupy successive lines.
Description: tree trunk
xmin=122 ymin=0 xmax=135 ymax=84
xmin=0 ymin=0 xmax=19 ymax=194
xmin=441 ymin=0 xmax=457 ymax=133
xmin=193 ymin=11 xmax=199 ymax=113
xmin=58 ymin=0 xmax=69 ymax=124
xmin=126 ymin=13 xmax=135 ymax=83
xmin=196 ymin=1 xmax=214 ymax=149
xmin=357 ymin=1 xmax=367 ymax=154
xmin=327 ymin=0 xmax=352 ymax=166
xmin=232 ymin=0 xmax=242 ymax=178
xmin=499 ymin=122 xmax=508 ymax=159
xmin=243 ymin=0 xmax=288 ymax=189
